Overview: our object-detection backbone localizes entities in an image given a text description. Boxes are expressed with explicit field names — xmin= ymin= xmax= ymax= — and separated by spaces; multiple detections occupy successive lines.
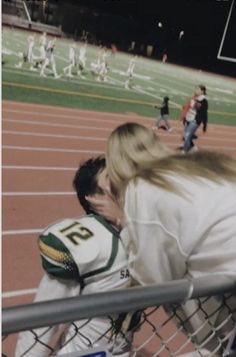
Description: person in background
xmin=178 ymin=93 xmax=198 ymax=151
xmin=182 ymin=84 xmax=208 ymax=153
xmin=153 ymin=96 xmax=172 ymax=132
xmin=124 ymin=55 xmax=137 ymax=89
xmin=162 ymin=51 xmax=168 ymax=63
xmin=37 ymin=31 xmax=47 ymax=67
xmin=15 ymin=33 xmax=36 ymax=70
xmin=40 ymin=38 xmax=60 ymax=79
xmin=15 ymin=156 xmax=138 ymax=357
xmin=63 ymin=43 xmax=77 ymax=77
xmin=178 ymin=93 xmax=199 ymax=150
xmin=111 ymin=43 xmax=117 ymax=56
xmin=96 ymin=59 xmax=109 ymax=82
xmin=77 ymin=42 xmax=87 ymax=77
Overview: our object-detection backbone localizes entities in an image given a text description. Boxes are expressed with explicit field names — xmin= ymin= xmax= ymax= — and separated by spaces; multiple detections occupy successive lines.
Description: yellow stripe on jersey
xmin=39 ymin=239 xmax=73 ymax=265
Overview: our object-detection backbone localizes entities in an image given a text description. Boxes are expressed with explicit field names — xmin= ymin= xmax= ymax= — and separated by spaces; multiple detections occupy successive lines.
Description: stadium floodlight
xmin=158 ymin=22 xmax=163 ymax=28
xmin=217 ymin=0 xmax=236 ymax=63
xmin=179 ymin=30 xmax=184 ymax=40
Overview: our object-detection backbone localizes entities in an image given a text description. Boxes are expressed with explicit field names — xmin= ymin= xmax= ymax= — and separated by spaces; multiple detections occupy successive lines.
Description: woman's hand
xmin=86 ymin=189 xmax=126 ymax=229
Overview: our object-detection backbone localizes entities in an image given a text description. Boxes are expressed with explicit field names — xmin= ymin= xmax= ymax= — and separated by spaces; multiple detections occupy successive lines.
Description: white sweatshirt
xmin=121 ymin=175 xmax=236 ymax=351
xmin=121 ymin=175 xmax=236 ymax=286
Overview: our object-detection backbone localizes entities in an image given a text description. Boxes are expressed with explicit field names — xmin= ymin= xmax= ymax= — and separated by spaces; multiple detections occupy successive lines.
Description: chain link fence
xmin=2 ymin=276 xmax=236 ymax=357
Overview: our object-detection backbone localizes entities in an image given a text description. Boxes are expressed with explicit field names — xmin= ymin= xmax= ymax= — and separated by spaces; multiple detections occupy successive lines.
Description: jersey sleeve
xmin=38 ymin=232 xmax=80 ymax=281
xmin=15 ymin=274 xmax=80 ymax=357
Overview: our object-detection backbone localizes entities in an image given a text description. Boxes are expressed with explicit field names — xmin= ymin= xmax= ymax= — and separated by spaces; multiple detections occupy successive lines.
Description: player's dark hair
xmin=199 ymin=84 xmax=207 ymax=95
xmin=73 ymin=156 xmax=106 ymax=214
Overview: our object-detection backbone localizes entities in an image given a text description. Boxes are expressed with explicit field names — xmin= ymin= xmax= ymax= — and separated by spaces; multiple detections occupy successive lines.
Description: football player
xmin=15 ymin=156 xmax=137 ymax=357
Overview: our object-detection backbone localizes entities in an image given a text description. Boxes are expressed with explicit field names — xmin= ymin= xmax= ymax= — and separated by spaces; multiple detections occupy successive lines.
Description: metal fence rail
xmin=2 ymin=275 xmax=236 ymax=357
xmin=2 ymin=0 xmax=62 ymax=36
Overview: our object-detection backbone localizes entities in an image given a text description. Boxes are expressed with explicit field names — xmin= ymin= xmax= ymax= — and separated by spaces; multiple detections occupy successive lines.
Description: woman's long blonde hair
xmin=106 ymin=122 xmax=236 ymax=204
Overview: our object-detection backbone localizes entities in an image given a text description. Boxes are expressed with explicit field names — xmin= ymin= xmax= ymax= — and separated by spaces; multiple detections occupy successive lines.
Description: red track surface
xmin=2 ymin=100 xmax=236 ymax=356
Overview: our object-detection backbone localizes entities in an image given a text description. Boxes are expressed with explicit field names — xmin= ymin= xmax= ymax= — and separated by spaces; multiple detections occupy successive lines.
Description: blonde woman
xmin=87 ymin=121 xmax=236 ymax=283
xmin=87 ymin=122 xmax=236 ymax=355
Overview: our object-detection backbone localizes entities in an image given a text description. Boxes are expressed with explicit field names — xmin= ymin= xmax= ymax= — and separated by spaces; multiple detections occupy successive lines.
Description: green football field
xmin=2 ymin=26 xmax=236 ymax=125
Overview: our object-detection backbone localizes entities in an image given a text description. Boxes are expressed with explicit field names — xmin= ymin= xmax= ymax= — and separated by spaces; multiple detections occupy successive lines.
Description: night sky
xmin=83 ymin=0 xmax=235 ymax=54
xmin=52 ymin=0 xmax=236 ymax=75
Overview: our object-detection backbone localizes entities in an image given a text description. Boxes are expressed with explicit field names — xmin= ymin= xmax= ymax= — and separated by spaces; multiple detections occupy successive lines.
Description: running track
xmin=2 ymin=100 xmax=236 ymax=356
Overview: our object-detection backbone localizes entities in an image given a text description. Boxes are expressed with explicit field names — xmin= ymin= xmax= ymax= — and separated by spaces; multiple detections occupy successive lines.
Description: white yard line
xmin=200 ymin=145 xmax=236 ymax=151
xmin=3 ymin=165 xmax=76 ymax=170
xmin=2 ymin=145 xmax=103 ymax=154
xmin=3 ymin=129 xmax=236 ymax=143
xmin=2 ymin=228 xmax=42 ymax=235
xmin=4 ymin=113 xmax=236 ymax=136
xmin=3 ymin=191 xmax=74 ymax=196
xmin=3 ymin=118 xmax=112 ymax=132
xmin=107 ymin=73 xmax=181 ymax=108
xmin=2 ymin=129 xmax=236 ymax=146
xmin=3 ymin=102 xmax=236 ymax=128
xmin=208 ymin=86 xmax=234 ymax=95
xmin=3 ymin=108 xmax=125 ymax=124
xmin=3 ymin=67 xmax=129 ymax=93
xmin=2 ymin=289 xmax=37 ymax=298
xmin=2 ymin=46 xmax=22 ymax=57
xmin=2 ymin=142 xmax=235 ymax=156
xmin=3 ymin=101 xmax=146 ymax=119
xmin=198 ymin=135 xmax=236 ymax=143
xmin=3 ymin=130 xmax=107 ymax=142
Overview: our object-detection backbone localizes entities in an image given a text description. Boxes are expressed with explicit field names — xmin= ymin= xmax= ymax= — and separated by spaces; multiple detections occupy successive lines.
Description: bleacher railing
xmin=2 ymin=275 xmax=236 ymax=357
xmin=2 ymin=0 xmax=62 ymax=36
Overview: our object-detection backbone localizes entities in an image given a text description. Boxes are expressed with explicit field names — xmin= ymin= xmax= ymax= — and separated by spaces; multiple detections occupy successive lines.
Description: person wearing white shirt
xmin=125 ymin=55 xmax=137 ymax=89
xmin=63 ymin=43 xmax=77 ymax=77
xmin=15 ymin=34 xmax=36 ymax=70
xmin=77 ymin=43 xmax=87 ymax=76
xmin=39 ymin=32 xmax=47 ymax=62
xmin=40 ymin=38 xmax=60 ymax=79
xmin=87 ymin=122 xmax=236 ymax=356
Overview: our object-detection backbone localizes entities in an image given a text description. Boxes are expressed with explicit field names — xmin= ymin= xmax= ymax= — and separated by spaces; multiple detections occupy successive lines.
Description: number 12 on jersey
xmin=60 ymin=222 xmax=94 ymax=245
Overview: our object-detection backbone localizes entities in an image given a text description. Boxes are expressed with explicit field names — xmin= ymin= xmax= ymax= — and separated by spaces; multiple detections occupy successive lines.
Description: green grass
xmin=2 ymin=27 xmax=236 ymax=125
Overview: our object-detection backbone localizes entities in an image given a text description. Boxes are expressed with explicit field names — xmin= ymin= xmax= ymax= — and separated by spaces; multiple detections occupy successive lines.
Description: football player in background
xmin=38 ymin=31 xmax=47 ymax=65
xmin=40 ymin=38 xmax=60 ymax=79
xmin=77 ymin=42 xmax=87 ymax=77
xmin=63 ymin=43 xmax=77 ymax=77
xmin=15 ymin=33 xmax=36 ymax=70
xmin=124 ymin=55 xmax=137 ymax=89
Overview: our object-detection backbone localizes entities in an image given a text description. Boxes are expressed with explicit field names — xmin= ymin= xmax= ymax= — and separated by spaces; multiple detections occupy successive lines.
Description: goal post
xmin=217 ymin=0 xmax=236 ymax=63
